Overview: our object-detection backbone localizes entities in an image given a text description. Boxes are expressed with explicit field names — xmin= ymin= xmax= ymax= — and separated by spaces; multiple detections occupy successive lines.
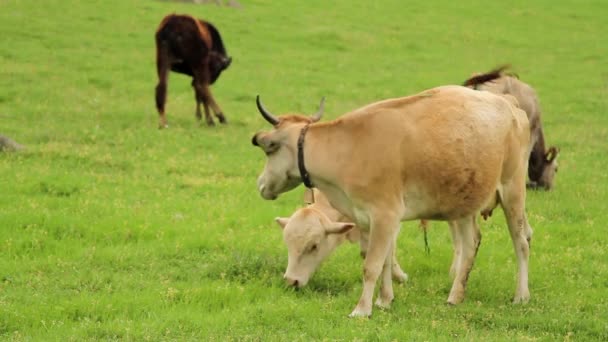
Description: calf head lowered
xmin=275 ymin=207 xmax=355 ymax=287
xmin=275 ymin=189 xmax=408 ymax=288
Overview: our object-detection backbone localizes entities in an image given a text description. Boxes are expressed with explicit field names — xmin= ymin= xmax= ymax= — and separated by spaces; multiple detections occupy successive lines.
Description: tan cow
xmin=251 ymin=85 xmax=533 ymax=317
xmin=463 ymin=66 xmax=560 ymax=190
xmin=275 ymin=188 xmax=408 ymax=287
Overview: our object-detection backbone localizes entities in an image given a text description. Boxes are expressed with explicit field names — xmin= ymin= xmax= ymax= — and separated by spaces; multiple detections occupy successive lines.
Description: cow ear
xmin=545 ymin=146 xmax=559 ymax=162
xmin=325 ymin=222 xmax=355 ymax=235
xmin=275 ymin=217 xmax=290 ymax=229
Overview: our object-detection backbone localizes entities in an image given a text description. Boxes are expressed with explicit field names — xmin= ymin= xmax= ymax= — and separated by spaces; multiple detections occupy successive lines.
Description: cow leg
xmin=390 ymin=230 xmax=408 ymax=283
xmin=349 ymin=215 xmax=398 ymax=318
xmin=191 ymin=80 xmax=203 ymax=123
xmin=192 ymin=73 xmax=227 ymax=125
xmin=192 ymin=80 xmax=214 ymax=126
xmin=447 ymin=215 xmax=481 ymax=305
xmin=201 ymin=86 xmax=227 ymax=124
xmin=375 ymin=238 xmax=396 ymax=309
xmin=155 ymin=43 xmax=170 ymax=129
xmin=359 ymin=231 xmax=406 ymax=283
xmin=448 ymin=220 xmax=462 ymax=279
xmin=500 ymin=177 xmax=532 ymax=304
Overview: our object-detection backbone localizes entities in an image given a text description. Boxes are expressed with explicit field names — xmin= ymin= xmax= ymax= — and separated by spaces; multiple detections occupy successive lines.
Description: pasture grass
xmin=1 ymin=0 xmax=607 ymax=340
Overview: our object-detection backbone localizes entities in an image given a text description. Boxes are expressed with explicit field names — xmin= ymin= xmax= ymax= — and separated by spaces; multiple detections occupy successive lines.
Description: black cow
xmin=155 ymin=14 xmax=232 ymax=128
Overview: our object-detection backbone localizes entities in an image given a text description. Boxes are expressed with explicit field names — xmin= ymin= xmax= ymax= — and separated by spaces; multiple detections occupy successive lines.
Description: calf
xmin=275 ymin=188 xmax=408 ymax=288
xmin=464 ymin=66 xmax=559 ymax=190
xmin=252 ymin=86 xmax=533 ymax=317
xmin=155 ymin=14 xmax=232 ymax=128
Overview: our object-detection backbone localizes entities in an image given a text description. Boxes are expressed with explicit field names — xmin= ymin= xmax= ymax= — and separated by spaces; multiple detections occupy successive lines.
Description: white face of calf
xmin=275 ymin=208 xmax=354 ymax=288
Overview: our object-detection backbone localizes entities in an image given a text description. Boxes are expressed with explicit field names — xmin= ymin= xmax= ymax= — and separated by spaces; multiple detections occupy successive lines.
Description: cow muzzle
xmin=258 ymin=183 xmax=278 ymax=200
xmin=284 ymin=274 xmax=306 ymax=288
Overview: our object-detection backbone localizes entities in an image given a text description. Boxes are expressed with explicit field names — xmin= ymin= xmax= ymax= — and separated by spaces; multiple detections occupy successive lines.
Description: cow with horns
xmin=155 ymin=14 xmax=232 ymax=128
xmin=251 ymin=86 xmax=533 ymax=317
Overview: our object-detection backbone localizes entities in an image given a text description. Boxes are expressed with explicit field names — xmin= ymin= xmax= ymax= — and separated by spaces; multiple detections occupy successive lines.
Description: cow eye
xmin=265 ymin=142 xmax=279 ymax=155
xmin=309 ymin=244 xmax=318 ymax=253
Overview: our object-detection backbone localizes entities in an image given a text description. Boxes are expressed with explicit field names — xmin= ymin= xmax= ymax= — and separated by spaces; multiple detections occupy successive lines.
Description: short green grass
xmin=1 ymin=0 xmax=607 ymax=340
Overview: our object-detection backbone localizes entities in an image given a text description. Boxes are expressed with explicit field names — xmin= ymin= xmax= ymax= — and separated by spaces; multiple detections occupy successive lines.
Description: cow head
xmin=209 ymin=52 xmax=232 ymax=84
xmin=275 ymin=208 xmax=354 ymax=288
xmin=528 ymin=146 xmax=560 ymax=190
xmin=251 ymin=96 xmax=324 ymax=200
xmin=538 ymin=146 xmax=559 ymax=190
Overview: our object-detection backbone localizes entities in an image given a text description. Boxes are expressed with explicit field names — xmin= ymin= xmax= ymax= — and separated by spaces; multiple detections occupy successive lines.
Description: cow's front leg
xmin=192 ymin=78 xmax=215 ymax=126
xmin=349 ymin=216 xmax=398 ymax=318
xmin=375 ymin=238 xmax=397 ymax=309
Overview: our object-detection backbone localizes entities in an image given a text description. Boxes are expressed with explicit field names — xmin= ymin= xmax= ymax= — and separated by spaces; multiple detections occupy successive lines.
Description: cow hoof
xmin=348 ymin=308 xmax=371 ymax=318
xmin=512 ymin=293 xmax=530 ymax=304
xmin=218 ymin=114 xmax=228 ymax=124
xmin=374 ymin=297 xmax=393 ymax=310
xmin=205 ymin=120 xmax=216 ymax=127
xmin=446 ymin=296 xmax=464 ymax=306
xmin=392 ymin=270 xmax=408 ymax=283
xmin=158 ymin=123 xmax=169 ymax=129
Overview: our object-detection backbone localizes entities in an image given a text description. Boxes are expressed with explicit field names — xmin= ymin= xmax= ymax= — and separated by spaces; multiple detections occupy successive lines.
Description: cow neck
xmin=297 ymin=124 xmax=313 ymax=188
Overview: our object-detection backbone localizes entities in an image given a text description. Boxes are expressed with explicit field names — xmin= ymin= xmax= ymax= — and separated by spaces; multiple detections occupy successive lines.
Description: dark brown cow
xmin=464 ymin=66 xmax=559 ymax=190
xmin=155 ymin=14 xmax=232 ymax=128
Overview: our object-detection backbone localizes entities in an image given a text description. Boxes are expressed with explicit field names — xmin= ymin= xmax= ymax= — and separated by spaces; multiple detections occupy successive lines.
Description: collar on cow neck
xmin=297 ymin=124 xmax=314 ymax=188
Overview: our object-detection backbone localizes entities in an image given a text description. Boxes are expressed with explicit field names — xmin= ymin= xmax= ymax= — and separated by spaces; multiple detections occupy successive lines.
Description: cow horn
xmin=256 ymin=95 xmax=279 ymax=126
xmin=311 ymin=97 xmax=325 ymax=122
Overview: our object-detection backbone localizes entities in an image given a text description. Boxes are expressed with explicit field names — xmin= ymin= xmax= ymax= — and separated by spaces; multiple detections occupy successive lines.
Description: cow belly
xmin=401 ymin=175 xmax=500 ymax=221
xmin=171 ymin=62 xmax=193 ymax=76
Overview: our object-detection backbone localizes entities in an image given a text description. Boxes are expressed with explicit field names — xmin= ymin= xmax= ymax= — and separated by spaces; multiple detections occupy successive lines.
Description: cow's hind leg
xmin=448 ymin=220 xmax=462 ymax=279
xmin=447 ymin=215 xmax=481 ymax=305
xmin=500 ymin=180 xmax=532 ymax=304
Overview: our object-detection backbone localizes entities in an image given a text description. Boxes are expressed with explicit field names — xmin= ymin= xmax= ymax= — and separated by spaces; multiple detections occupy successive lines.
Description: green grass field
xmin=1 ymin=0 xmax=607 ymax=340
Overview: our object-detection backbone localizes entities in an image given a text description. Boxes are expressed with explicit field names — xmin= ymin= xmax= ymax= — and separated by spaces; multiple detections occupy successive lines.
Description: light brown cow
xmin=251 ymin=85 xmax=533 ymax=317
xmin=463 ymin=66 xmax=559 ymax=190
xmin=275 ymin=188 xmax=408 ymax=287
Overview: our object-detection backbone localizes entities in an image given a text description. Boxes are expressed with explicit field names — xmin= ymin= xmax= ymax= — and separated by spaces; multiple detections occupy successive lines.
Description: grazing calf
xmin=275 ymin=188 xmax=408 ymax=288
xmin=155 ymin=14 xmax=232 ymax=128
xmin=252 ymin=86 xmax=533 ymax=317
xmin=464 ymin=66 xmax=559 ymax=190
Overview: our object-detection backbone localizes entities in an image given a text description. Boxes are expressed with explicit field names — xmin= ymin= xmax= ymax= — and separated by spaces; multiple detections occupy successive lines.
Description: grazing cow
xmin=155 ymin=14 xmax=232 ymax=128
xmin=463 ymin=66 xmax=559 ymax=190
xmin=252 ymin=86 xmax=533 ymax=317
xmin=275 ymin=188 xmax=408 ymax=288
